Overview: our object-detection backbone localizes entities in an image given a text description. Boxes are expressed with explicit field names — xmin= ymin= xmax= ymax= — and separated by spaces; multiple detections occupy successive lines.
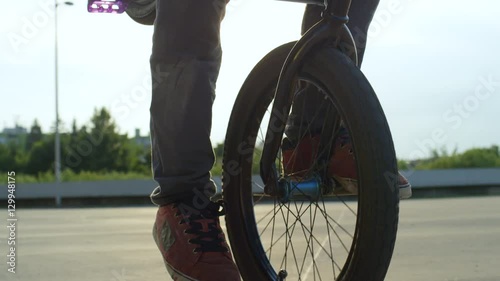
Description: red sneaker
xmin=282 ymin=128 xmax=412 ymax=199
xmin=282 ymin=135 xmax=320 ymax=178
xmin=152 ymin=200 xmax=241 ymax=281
xmin=328 ymin=127 xmax=412 ymax=198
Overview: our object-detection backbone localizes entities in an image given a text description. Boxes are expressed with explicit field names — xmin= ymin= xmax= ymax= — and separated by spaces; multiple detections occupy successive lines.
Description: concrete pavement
xmin=1 ymin=196 xmax=499 ymax=281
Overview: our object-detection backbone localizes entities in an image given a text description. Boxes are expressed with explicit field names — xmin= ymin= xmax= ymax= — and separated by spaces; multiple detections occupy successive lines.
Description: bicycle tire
xmin=222 ymin=41 xmax=399 ymax=281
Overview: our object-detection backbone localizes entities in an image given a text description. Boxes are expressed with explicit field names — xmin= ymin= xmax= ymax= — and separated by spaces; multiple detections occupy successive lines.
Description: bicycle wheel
xmin=222 ymin=42 xmax=399 ymax=281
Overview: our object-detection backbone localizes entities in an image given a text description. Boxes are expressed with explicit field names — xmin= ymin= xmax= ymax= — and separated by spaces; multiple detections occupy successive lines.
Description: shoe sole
xmin=163 ymin=260 xmax=200 ymax=281
xmin=334 ymin=176 xmax=412 ymax=199
xmin=333 ymin=176 xmax=359 ymax=195
xmin=399 ymin=183 xmax=412 ymax=199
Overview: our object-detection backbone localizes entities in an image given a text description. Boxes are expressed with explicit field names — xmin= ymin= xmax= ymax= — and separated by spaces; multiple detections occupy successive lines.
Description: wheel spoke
xmin=295 ymin=200 xmax=317 ymax=277
xmin=313 ymin=202 xmax=352 ymax=253
xmin=279 ymin=201 xmax=303 ymax=280
xmin=320 ymin=196 xmax=338 ymax=279
xmin=259 ymin=203 xmax=284 ymax=237
xmin=265 ymin=201 xmax=312 ymax=254
xmin=280 ymin=203 xmax=343 ymax=269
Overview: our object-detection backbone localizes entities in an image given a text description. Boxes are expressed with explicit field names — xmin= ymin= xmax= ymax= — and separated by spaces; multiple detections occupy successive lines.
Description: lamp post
xmin=54 ymin=1 xmax=73 ymax=183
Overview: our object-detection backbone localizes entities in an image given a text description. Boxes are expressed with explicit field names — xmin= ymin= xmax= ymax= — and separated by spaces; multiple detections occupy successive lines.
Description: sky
xmin=1 ymin=0 xmax=499 ymax=160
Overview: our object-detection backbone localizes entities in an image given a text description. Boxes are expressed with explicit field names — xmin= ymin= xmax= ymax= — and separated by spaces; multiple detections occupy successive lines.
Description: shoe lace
xmin=174 ymin=201 xmax=228 ymax=253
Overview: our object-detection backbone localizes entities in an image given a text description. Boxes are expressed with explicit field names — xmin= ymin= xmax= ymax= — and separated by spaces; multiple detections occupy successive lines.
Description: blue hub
xmin=278 ymin=176 xmax=322 ymax=203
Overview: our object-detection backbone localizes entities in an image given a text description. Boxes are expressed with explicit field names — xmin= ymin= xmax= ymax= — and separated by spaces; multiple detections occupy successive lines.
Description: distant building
xmin=133 ymin=128 xmax=150 ymax=148
xmin=2 ymin=125 xmax=28 ymax=135
xmin=0 ymin=125 xmax=28 ymax=144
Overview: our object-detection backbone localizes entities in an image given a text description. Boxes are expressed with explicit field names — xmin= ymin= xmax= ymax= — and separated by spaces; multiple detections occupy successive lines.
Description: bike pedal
xmin=87 ymin=0 xmax=128 ymax=14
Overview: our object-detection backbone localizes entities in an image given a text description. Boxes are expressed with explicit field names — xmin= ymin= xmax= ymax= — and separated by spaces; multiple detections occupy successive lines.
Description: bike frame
xmin=260 ymin=0 xmax=358 ymax=193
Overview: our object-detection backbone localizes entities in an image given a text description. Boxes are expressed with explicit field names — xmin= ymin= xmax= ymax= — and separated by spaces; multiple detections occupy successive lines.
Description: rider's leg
xmin=149 ymin=0 xmax=240 ymax=279
xmin=149 ymin=0 xmax=225 ymax=206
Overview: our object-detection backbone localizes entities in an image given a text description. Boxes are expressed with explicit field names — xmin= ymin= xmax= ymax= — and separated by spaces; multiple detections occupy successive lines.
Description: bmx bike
xmin=89 ymin=0 xmax=400 ymax=280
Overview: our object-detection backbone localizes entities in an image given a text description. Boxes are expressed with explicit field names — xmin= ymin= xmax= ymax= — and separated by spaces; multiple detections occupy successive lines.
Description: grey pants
xmin=149 ymin=0 xmax=380 ymax=205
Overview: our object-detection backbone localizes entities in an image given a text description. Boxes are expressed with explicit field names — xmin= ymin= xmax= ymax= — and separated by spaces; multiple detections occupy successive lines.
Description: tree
xmin=214 ymin=142 xmax=224 ymax=159
xmin=70 ymin=119 xmax=78 ymax=143
xmin=64 ymin=107 xmax=144 ymax=173
xmin=415 ymin=145 xmax=500 ymax=169
xmin=25 ymin=137 xmax=54 ymax=174
xmin=6 ymin=141 xmax=28 ymax=173
xmin=0 ymin=143 xmax=10 ymax=171
xmin=26 ymin=119 xmax=43 ymax=150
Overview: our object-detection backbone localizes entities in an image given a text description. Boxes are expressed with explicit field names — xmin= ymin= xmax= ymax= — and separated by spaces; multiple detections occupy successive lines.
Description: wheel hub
xmin=277 ymin=176 xmax=322 ymax=203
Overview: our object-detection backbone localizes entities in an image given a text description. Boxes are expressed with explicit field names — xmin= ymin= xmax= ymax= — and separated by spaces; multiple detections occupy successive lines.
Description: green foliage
xmin=211 ymin=142 xmax=224 ymax=176
xmin=211 ymin=162 xmax=222 ymax=176
xmin=11 ymin=170 xmax=150 ymax=183
xmin=397 ymin=159 xmax=409 ymax=170
xmin=0 ymin=144 xmax=9 ymax=170
xmin=0 ymin=143 xmax=26 ymax=173
xmin=209 ymin=142 xmax=261 ymax=176
xmin=2 ymin=109 xmax=500 ymax=183
xmin=26 ymin=119 xmax=43 ymax=151
xmin=25 ymin=138 xmax=54 ymax=174
xmin=66 ymin=108 xmax=126 ymax=172
xmin=0 ymin=107 xmax=152 ymax=181
xmin=214 ymin=142 xmax=224 ymax=159
xmin=414 ymin=145 xmax=500 ymax=170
